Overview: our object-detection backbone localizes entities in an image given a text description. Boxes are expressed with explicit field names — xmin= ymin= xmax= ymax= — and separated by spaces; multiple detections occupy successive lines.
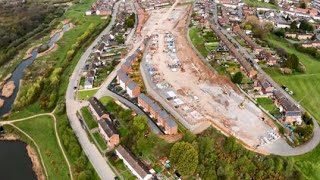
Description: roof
xmin=285 ymin=111 xmax=301 ymax=117
xmin=116 ymin=145 xmax=150 ymax=179
xmin=166 ymin=118 xmax=177 ymax=128
xmin=166 ymin=91 xmax=176 ymax=98
xmin=138 ymin=93 xmax=153 ymax=105
xmin=151 ymin=103 xmax=161 ymax=112
xmin=274 ymin=91 xmax=300 ymax=112
xmin=89 ymin=97 xmax=108 ymax=117
xmin=119 ymin=74 xmax=131 ymax=83
xmin=159 ymin=110 xmax=169 ymax=120
xmin=123 ymin=60 xmax=132 ymax=67
xmin=127 ymin=81 xmax=138 ymax=90
xmin=98 ymin=119 xmax=118 ymax=137
xmin=98 ymin=42 xmax=105 ymax=51
xmin=116 ymin=68 xmax=126 ymax=76
xmin=84 ymin=78 xmax=93 ymax=86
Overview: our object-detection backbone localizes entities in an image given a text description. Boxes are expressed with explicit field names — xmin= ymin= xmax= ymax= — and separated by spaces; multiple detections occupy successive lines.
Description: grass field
xmin=108 ymin=157 xmax=136 ymax=180
xmin=189 ymin=27 xmax=210 ymax=57
xmin=100 ymin=96 xmax=113 ymax=106
xmin=265 ymin=35 xmax=320 ymax=121
xmin=92 ymin=132 xmax=107 ymax=150
xmin=14 ymin=116 xmax=69 ymax=179
xmin=244 ymin=0 xmax=279 ymax=9
xmin=78 ymin=89 xmax=98 ymax=100
xmin=264 ymin=35 xmax=320 ymax=179
xmin=256 ymin=97 xmax=280 ymax=115
xmin=80 ymin=106 xmax=98 ymax=129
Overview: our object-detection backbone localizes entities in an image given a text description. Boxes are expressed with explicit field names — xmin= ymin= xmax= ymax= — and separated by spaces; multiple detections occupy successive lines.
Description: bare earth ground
xmin=141 ymin=5 xmax=291 ymax=153
xmin=27 ymin=145 xmax=45 ymax=180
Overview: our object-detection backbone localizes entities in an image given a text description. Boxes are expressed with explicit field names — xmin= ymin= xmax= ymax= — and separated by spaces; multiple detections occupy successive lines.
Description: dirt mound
xmin=1 ymin=81 xmax=15 ymax=98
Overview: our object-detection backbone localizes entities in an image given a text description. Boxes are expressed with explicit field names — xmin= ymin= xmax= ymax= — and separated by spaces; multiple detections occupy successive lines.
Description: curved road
xmin=211 ymin=1 xmax=320 ymax=156
xmin=65 ymin=2 xmax=121 ymax=179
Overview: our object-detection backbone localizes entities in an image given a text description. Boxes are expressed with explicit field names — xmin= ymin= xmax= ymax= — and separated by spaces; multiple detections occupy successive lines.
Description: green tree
xmin=170 ymin=142 xmax=198 ymax=176
xmin=231 ymin=72 xmax=243 ymax=84
xmin=133 ymin=116 xmax=147 ymax=132
xmin=299 ymin=2 xmax=306 ymax=9
xmin=285 ymin=54 xmax=299 ymax=70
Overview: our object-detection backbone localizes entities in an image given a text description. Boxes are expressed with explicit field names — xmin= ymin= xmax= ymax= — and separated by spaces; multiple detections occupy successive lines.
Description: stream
xmin=0 ymin=23 xmax=70 ymax=117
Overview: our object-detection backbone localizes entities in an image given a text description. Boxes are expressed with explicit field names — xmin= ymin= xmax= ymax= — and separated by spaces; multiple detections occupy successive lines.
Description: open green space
xmin=244 ymin=0 xmax=279 ymax=9
xmin=265 ymin=35 xmax=320 ymax=121
xmin=264 ymin=34 xmax=320 ymax=179
xmin=189 ymin=27 xmax=219 ymax=57
xmin=14 ymin=116 xmax=69 ymax=179
xmin=108 ymin=157 xmax=136 ymax=180
xmin=78 ymin=89 xmax=98 ymax=100
xmin=256 ymin=97 xmax=280 ymax=116
xmin=80 ymin=106 xmax=98 ymax=129
xmin=99 ymin=96 xmax=113 ymax=106
xmin=189 ymin=27 xmax=209 ymax=57
xmin=92 ymin=132 xmax=107 ymax=150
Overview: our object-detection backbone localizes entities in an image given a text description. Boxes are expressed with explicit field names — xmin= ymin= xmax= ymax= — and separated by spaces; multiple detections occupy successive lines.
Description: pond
xmin=0 ymin=141 xmax=37 ymax=180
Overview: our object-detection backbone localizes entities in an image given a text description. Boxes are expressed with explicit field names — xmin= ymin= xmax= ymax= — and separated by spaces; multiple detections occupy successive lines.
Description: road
xmin=211 ymin=1 xmax=320 ymax=155
xmin=65 ymin=2 xmax=121 ymax=179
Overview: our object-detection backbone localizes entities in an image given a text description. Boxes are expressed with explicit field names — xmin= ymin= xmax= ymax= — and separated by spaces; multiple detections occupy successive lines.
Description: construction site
xmin=136 ymin=3 xmax=290 ymax=152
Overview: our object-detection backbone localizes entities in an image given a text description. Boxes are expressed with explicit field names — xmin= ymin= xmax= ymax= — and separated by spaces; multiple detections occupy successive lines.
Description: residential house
xmin=138 ymin=93 xmax=154 ymax=112
xmin=126 ymin=81 xmax=141 ymax=98
xmin=84 ymin=78 xmax=94 ymax=89
xmin=149 ymin=103 xmax=161 ymax=119
xmin=259 ymin=79 xmax=274 ymax=96
xmin=122 ymin=60 xmax=133 ymax=73
xmin=116 ymin=68 xmax=126 ymax=82
xmin=297 ymin=33 xmax=314 ymax=40
xmin=98 ymin=119 xmax=120 ymax=148
xmin=164 ymin=118 xmax=178 ymax=135
xmin=88 ymin=97 xmax=110 ymax=120
xmin=115 ymin=145 xmax=153 ymax=180
xmin=119 ymin=74 xmax=132 ymax=89
xmin=157 ymin=110 xmax=169 ymax=127
xmin=274 ymin=91 xmax=302 ymax=125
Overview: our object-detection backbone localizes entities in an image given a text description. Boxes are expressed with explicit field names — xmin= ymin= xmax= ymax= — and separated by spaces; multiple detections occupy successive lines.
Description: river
xmin=0 ymin=141 xmax=37 ymax=180
xmin=0 ymin=23 xmax=70 ymax=117
xmin=0 ymin=24 xmax=71 ymax=178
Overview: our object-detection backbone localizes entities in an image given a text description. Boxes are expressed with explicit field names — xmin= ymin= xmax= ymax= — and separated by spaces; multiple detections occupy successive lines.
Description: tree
xmin=170 ymin=142 xmax=198 ymax=176
xmin=299 ymin=2 xmax=306 ymax=9
xmin=269 ymin=0 xmax=277 ymax=5
xmin=285 ymin=54 xmax=299 ymax=70
xmin=133 ymin=116 xmax=147 ymax=132
xmin=302 ymin=112 xmax=313 ymax=125
xmin=299 ymin=20 xmax=314 ymax=32
xmin=231 ymin=72 xmax=243 ymax=84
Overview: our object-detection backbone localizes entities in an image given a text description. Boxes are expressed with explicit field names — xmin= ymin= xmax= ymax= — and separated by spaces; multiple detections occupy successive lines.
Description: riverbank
xmin=0 ymin=133 xmax=44 ymax=180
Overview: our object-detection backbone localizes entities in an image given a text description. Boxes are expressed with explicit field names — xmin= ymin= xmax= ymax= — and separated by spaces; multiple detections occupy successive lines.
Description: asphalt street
xmin=65 ymin=2 xmax=121 ymax=179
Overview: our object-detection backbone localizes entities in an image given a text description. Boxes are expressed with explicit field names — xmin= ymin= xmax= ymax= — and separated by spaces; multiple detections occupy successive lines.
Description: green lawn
xmin=78 ymin=89 xmax=98 ymax=100
xmin=265 ymin=35 xmax=320 ymax=179
xmin=109 ymin=157 xmax=136 ymax=180
xmin=80 ymin=106 xmax=98 ymax=129
xmin=244 ymin=0 xmax=279 ymax=9
xmin=189 ymin=27 xmax=210 ymax=57
xmin=100 ymin=96 xmax=113 ymax=106
xmin=256 ymin=97 xmax=280 ymax=115
xmin=14 ymin=116 xmax=69 ymax=179
xmin=92 ymin=132 xmax=107 ymax=150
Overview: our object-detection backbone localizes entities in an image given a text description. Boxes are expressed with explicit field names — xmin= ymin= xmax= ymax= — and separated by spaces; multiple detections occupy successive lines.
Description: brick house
xmin=149 ymin=103 xmax=161 ymax=119
xmin=88 ymin=97 xmax=110 ymax=120
xmin=126 ymin=81 xmax=141 ymax=98
xmin=115 ymin=145 xmax=152 ymax=180
xmin=259 ymin=79 xmax=274 ymax=95
xmin=157 ymin=110 xmax=169 ymax=127
xmin=98 ymin=119 xmax=120 ymax=149
xmin=138 ymin=93 xmax=153 ymax=112
xmin=121 ymin=60 xmax=133 ymax=73
xmin=119 ymin=74 xmax=132 ymax=89
xmin=116 ymin=68 xmax=126 ymax=82
xmin=274 ymin=91 xmax=302 ymax=125
xmin=164 ymin=118 xmax=178 ymax=135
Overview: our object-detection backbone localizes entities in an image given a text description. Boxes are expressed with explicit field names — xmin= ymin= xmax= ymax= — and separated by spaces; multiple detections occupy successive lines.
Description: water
xmin=0 ymin=141 xmax=37 ymax=180
xmin=0 ymin=23 xmax=70 ymax=117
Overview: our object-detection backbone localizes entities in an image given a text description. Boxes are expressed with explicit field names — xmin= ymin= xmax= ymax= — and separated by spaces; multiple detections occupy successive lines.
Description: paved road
xmin=65 ymin=2 xmax=121 ymax=179
xmin=211 ymin=1 xmax=320 ymax=156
